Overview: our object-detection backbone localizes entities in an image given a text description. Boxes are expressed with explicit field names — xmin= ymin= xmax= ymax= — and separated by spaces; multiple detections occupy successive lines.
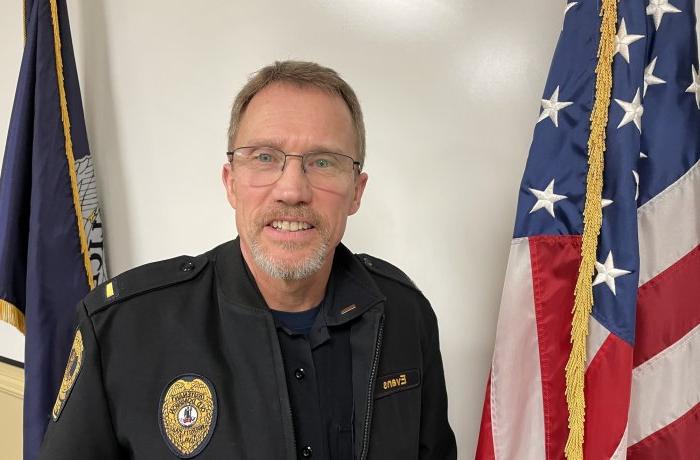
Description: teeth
xmin=271 ymin=220 xmax=312 ymax=232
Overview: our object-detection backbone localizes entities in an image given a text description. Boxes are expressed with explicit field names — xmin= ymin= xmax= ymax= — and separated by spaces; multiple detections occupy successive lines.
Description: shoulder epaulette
xmin=355 ymin=253 xmax=422 ymax=294
xmin=84 ymin=254 xmax=209 ymax=316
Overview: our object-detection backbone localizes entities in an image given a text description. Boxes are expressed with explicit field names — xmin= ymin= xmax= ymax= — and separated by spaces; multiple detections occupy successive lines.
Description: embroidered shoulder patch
xmin=159 ymin=374 xmax=218 ymax=458
xmin=52 ymin=330 xmax=84 ymax=421
xmin=374 ymin=369 xmax=421 ymax=399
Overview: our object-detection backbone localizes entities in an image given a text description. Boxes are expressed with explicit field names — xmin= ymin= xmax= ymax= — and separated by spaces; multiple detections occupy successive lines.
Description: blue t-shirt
xmin=270 ymin=306 xmax=321 ymax=336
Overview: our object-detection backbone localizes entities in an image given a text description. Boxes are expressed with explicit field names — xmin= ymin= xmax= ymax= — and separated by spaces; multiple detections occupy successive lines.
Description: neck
xmin=240 ymin=243 xmax=334 ymax=312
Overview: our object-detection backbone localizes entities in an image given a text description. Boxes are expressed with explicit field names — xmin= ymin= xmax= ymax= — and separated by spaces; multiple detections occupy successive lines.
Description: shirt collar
xmin=214 ymin=238 xmax=386 ymax=323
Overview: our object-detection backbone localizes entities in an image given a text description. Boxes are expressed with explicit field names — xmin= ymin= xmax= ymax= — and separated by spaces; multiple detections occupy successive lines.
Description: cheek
xmin=318 ymin=191 xmax=355 ymax=231
xmin=233 ymin=191 xmax=266 ymax=226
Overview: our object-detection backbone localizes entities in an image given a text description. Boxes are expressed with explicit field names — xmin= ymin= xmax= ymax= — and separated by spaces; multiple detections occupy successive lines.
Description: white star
xmin=686 ymin=65 xmax=700 ymax=109
xmin=644 ymin=57 xmax=666 ymax=96
xmin=593 ymin=251 xmax=632 ymax=296
xmin=615 ymin=88 xmax=644 ymax=132
xmin=537 ymin=86 xmax=573 ymax=127
xmin=615 ymin=19 xmax=645 ymax=64
xmin=602 ymin=198 xmax=614 ymax=208
xmin=646 ymin=0 xmax=681 ymax=30
xmin=640 ymin=152 xmax=648 ymax=159
xmin=528 ymin=179 xmax=567 ymax=218
xmin=633 ymin=170 xmax=640 ymax=201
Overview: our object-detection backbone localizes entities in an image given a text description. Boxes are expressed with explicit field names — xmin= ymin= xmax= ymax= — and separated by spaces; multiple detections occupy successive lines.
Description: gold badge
xmin=52 ymin=330 xmax=84 ymax=421
xmin=159 ymin=374 xmax=218 ymax=458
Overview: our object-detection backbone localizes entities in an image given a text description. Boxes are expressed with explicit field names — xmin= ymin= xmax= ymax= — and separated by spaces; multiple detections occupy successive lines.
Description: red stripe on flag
xmin=627 ymin=401 xmax=700 ymax=459
xmin=529 ymin=236 xmax=581 ymax=460
xmin=583 ymin=333 xmax=633 ymax=458
xmin=634 ymin=245 xmax=700 ymax=367
xmin=475 ymin=374 xmax=495 ymax=460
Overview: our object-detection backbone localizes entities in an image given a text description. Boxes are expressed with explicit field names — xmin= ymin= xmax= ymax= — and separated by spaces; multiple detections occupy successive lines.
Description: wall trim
xmin=0 ymin=361 xmax=24 ymax=400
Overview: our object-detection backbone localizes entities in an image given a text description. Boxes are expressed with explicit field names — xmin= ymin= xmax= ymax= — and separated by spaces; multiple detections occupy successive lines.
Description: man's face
xmin=222 ymin=82 xmax=368 ymax=280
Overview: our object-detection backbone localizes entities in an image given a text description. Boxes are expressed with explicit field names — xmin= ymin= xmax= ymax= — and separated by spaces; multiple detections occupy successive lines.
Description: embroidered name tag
xmin=374 ymin=369 xmax=420 ymax=399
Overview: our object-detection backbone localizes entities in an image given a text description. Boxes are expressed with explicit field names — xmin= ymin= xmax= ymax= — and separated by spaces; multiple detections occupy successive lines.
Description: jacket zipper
xmin=359 ymin=315 xmax=385 ymax=460
xmin=288 ymin=401 xmax=297 ymax=457
xmin=265 ymin=311 xmax=297 ymax=459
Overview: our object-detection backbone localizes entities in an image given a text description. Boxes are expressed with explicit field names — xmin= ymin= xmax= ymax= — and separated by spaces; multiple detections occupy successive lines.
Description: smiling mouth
xmin=269 ymin=220 xmax=315 ymax=232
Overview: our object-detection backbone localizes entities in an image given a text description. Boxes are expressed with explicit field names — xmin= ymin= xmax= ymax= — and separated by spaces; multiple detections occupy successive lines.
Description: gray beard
xmin=249 ymin=238 xmax=330 ymax=280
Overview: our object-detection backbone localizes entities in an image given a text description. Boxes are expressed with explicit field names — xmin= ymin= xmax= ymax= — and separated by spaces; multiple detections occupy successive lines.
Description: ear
xmin=348 ymin=172 xmax=368 ymax=216
xmin=222 ymin=163 xmax=238 ymax=209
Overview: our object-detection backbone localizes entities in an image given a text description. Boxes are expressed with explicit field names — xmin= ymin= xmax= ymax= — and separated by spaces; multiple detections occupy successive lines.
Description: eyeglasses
xmin=226 ymin=146 xmax=361 ymax=188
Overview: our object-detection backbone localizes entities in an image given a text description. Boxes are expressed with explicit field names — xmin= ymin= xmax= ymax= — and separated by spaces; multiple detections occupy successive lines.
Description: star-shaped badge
xmin=537 ymin=86 xmax=573 ymax=128
xmin=593 ymin=251 xmax=631 ymax=296
xmin=528 ymin=179 xmax=567 ymax=218
xmin=644 ymin=57 xmax=666 ymax=96
xmin=686 ymin=65 xmax=700 ymax=109
xmin=615 ymin=19 xmax=644 ymax=64
xmin=615 ymin=88 xmax=644 ymax=132
xmin=646 ymin=0 xmax=681 ymax=30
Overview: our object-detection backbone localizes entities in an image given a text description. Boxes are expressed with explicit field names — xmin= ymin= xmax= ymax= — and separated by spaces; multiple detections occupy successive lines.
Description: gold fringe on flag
xmin=564 ymin=0 xmax=618 ymax=458
xmin=48 ymin=0 xmax=95 ymax=290
xmin=23 ymin=0 xmax=27 ymax=42
xmin=1 ymin=299 xmax=26 ymax=334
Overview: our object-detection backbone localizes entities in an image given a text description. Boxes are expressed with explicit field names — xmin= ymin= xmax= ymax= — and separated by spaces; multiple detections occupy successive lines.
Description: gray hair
xmin=227 ymin=60 xmax=366 ymax=168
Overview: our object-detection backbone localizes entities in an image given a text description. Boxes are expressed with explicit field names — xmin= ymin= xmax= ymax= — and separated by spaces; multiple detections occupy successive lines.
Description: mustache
xmin=257 ymin=205 xmax=322 ymax=227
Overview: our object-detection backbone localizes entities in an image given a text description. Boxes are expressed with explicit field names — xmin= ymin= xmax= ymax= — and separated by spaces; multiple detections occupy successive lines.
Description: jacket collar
xmin=213 ymin=238 xmax=385 ymax=322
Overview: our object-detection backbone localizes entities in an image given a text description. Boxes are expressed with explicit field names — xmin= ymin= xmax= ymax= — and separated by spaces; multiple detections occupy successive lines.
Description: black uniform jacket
xmin=39 ymin=239 xmax=457 ymax=459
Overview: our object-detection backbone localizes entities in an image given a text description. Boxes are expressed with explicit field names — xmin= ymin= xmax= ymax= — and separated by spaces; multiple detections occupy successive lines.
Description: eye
xmin=314 ymin=158 xmax=331 ymax=168
xmin=250 ymin=148 xmax=281 ymax=164
xmin=307 ymin=153 xmax=340 ymax=170
xmin=255 ymin=152 xmax=274 ymax=163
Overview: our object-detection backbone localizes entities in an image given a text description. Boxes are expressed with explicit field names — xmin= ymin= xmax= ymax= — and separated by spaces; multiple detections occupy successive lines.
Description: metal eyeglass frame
xmin=226 ymin=146 xmax=362 ymax=175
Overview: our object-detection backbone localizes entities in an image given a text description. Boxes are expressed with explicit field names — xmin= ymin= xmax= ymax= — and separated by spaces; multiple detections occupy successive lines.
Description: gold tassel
xmin=564 ymin=0 xmax=617 ymax=458
xmin=49 ymin=0 xmax=95 ymax=290
xmin=0 ymin=299 xmax=26 ymax=334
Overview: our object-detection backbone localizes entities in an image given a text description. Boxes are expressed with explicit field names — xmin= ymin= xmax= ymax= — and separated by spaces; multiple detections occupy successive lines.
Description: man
xmin=39 ymin=61 xmax=456 ymax=459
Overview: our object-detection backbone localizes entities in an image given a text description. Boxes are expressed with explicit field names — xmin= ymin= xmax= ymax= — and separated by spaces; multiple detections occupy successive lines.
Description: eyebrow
xmin=241 ymin=138 xmax=349 ymax=156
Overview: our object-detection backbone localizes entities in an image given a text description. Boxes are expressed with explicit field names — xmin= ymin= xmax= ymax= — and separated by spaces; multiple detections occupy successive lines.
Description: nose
xmin=271 ymin=156 xmax=312 ymax=205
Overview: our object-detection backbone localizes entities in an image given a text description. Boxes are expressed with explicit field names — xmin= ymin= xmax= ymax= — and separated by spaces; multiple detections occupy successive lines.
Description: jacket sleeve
xmin=39 ymin=301 xmax=122 ymax=460
xmin=419 ymin=305 xmax=457 ymax=460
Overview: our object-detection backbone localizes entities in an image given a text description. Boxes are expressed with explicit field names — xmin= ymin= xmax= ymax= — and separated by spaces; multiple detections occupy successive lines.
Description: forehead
xmin=236 ymin=82 xmax=356 ymax=155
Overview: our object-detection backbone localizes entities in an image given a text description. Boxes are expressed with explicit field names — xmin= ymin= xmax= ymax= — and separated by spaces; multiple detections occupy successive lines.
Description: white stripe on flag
xmin=611 ymin=424 xmax=629 ymax=460
xmin=627 ymin=324 xmax=700 ymax=445
xmin=490 ymin=238 xmax=545 ymax=459
xmin=637 ymin=159 xmax=700 ymax=285
xmin=586 ymin=316 xmax=610 ymax=368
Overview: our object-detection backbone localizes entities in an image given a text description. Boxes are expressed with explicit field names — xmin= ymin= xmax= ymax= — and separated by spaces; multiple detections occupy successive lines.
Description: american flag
xmin=475 ymin=0 xmax=700 ymax=458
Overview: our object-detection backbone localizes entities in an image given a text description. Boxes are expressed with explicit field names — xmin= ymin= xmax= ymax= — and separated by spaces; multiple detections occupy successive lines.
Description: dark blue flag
xmin=0 ymin=1 xmax=107 ymax=459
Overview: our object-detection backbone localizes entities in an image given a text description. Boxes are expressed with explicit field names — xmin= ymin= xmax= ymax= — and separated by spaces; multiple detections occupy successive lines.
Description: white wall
xmin=2 ymin=0 xmax=699 ymax=456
